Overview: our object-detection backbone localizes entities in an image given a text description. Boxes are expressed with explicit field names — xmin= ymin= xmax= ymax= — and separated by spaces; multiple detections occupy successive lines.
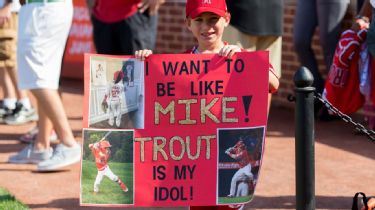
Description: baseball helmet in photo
xmin=113 ymin=70 xmax=124 ymax=83
xmin=100 ymin=140 xmax=112 ymax=148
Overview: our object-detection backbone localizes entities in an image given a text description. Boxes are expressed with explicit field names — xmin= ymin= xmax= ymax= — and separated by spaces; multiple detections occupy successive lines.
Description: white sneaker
xmin=4 ymin=103 xmax=38 ymax=125
xmin=109 ymin=117 xmax=114 ymax=126
xmin=8 ymin=144 xmax=53 ymax=164
xmin=37 ymin=143 xmax=81 ymax=171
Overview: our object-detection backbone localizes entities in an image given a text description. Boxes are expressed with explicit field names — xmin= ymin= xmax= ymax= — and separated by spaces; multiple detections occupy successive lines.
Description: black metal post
xmin=294 ymin=66 xmax=315 ymax=210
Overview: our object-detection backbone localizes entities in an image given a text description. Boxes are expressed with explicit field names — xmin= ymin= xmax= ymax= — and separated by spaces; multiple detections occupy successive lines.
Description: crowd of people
xmin=0 ymin=0 xmax=373 ymax=209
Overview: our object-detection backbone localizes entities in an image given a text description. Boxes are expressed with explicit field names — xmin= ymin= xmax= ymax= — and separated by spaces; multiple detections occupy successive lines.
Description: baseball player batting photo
xmin=80 ymin=129 xmax=134 ymax=205
xmin=217 ymin=127 xmax=265 ymax=205
xmin=88 ymin=56 xmax=144 ymax=129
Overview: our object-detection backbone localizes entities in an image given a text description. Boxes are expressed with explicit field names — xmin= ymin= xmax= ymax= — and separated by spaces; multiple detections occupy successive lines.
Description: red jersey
xmin=324 ymin=29 xmax=366 ymax=114
xmin=91 ymin=146 xmax=110 ymax=171
xmin=92 ymin=0 xmax=140 ymax=23
xmin=228 ymin=148 xmax=251 ymax=168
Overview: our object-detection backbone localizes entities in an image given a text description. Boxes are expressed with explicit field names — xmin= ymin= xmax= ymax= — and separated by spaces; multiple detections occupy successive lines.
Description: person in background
xmin=86 ymin=0 xmax=165 ymax=55
xmin=293 ymin=0 xmax=349 ymax=119
xmin=0 ymin=0 xmax=37 ymax=125
xmin=7 ymin=0 xmax=81 ymax=171
xmin=353 ymin=3 xmax=375 ymax=209
xmin=222 ymin=0 xmax=283 ymax=114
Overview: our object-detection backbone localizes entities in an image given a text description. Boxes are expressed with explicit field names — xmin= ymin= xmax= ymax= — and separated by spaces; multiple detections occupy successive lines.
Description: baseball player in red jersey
xmin=225 ymin=140 xmax=254 ymax=197
xmin=89 ymin=139 xmax=128 ymax=193
xmin=102 ymin=70 xmax=125 ymax=127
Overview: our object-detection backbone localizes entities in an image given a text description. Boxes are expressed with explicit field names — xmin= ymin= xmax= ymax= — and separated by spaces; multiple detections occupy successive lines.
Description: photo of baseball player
xmin=217 ymin=127 xmax=265 ymax=205
xmin=225 ymin=139 xmax=254 ymax=198
xmin=81 ymin=129 xmax=134 ymax=205
xmin=88 ymin=56 xmax=145 ymax=129
xmin=89 ymin=139 xmax=128 ymax=194
xmin=122 ymin=60 xmax=134 ymax=87
xmin=91 ymin=60 xmax=107 ymax=86
xmin=102 ymin=70 xmax=125 ymax=128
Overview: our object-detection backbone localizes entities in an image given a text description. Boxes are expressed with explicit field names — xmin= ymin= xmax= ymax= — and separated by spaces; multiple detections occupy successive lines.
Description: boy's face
xmin=186 ymin=12 xmax=230 ymax=48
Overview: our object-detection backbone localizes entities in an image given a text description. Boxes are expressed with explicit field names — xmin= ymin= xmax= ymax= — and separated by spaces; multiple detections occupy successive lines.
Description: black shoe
xmin=0 ymin=100 xmax=14 ymax=123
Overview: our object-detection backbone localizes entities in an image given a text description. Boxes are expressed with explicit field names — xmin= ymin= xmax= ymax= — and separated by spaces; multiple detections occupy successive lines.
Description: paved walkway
xmin=0 ymin=79 xmax=374 ymax=210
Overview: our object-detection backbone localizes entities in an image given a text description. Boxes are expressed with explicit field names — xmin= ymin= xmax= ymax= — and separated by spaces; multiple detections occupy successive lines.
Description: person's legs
xmin=115 ymin=101 xmax=121 ymax=127
xmin=4 ymin=66 xmax=38 ymax=125
xmin=105 ymin=166 xmax=128 ymax=192
xmin=31 ymin=89 xmax=76 ymax=147
xmin=256 ymin=36 xmax=282 ymax=78
xmin=91 ymin=16 xmax=118 ymax=54
xmin=317 ymin=0 xmax=349 ymax=70
xmin=94 ymin=170 xmax=104 ymax=193
xmin=229 ymin=169 xmax=242 ymax=197
xmin=118 ymin=12 xmax=158 ymax=54
xmin=293 ymin=0 xmax=322 ymax=93
xmin=221 ymin=24 xmax=256 ymax=50
xmin=109 ymin=100 xmax=115 ymax=126
xmin=256 ymin=36 xmax=282 ymax=114
xmin=0 ymin=66 xmax=16 ymax=111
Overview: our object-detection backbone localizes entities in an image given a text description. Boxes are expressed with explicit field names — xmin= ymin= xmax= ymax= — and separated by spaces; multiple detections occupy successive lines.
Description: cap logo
xmin=202 ymin=0 xmax=211 ymax=4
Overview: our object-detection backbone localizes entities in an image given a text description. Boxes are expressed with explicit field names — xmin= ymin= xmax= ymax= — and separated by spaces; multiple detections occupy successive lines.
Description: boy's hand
xmin=135 ymin=49 xmax=153 ymax=61
xmin=352 ymin=17 xmax=369 ymax=32
xmin=219 ymin=45 xmax=242 ymax=59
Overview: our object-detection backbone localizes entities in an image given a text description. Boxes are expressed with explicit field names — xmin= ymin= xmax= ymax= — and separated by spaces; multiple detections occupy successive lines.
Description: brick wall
xmin=155 ymin=1 xmax=375 ymax=121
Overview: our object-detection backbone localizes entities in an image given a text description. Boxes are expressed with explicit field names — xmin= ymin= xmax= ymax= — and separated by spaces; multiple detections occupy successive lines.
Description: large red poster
xmin=81 ymin=52 xmax=269 ymax=207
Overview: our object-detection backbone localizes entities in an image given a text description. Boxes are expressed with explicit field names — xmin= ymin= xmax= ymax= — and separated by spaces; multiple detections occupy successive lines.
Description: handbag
xmin=352 ymin=192 xmax=375 ymax=210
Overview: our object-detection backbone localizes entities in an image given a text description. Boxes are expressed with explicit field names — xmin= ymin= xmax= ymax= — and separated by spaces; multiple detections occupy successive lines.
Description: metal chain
xmin=287 ymin=93 xmax=375 ymax=142
xmin=314 ymin=93 xmax=375 ymax=142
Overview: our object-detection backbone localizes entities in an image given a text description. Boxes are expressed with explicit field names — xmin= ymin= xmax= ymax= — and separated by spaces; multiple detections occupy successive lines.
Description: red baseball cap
xmin=186 ymin=0 xmax=227 ymax=19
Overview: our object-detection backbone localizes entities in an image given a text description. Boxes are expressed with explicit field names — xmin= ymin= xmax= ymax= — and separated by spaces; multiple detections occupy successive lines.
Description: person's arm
xmin=138 ymin=0 xmax=165 ymax=16
xmin=353 ymin=0 xmax=372 ymax=31
xmin=269 ymin=67 xmax=280 ymax=93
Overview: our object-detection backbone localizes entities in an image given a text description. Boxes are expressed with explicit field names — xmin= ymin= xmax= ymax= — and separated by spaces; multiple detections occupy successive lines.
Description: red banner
xmin=62 ymin=0 xmax=95 ymax=79
xmin=81 ymin=52 xmax=269 ymax=207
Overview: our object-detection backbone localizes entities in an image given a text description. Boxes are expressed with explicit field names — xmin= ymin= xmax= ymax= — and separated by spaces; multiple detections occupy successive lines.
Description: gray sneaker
xmin=8 ymin=144 xmax=53 ymax=164
xmin=37 ymin=143 xmax=81 ymax=171
xmin=4 ymin=103 xmax=38 ymax=125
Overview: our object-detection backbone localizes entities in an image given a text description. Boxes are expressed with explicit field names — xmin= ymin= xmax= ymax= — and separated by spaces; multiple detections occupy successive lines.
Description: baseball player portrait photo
xmin=217 ymin=127 xmax=265 ymax=205
xmin=81 ymin=129 xmax=134 ymax=205
xmin=88 ymin=56 xmax=145 ymax=129
xmin=102 ymin=70 xmax=125 ymax=128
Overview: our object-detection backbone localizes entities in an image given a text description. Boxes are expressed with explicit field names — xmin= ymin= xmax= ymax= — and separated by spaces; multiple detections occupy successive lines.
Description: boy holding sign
xmin=135 ymin=0 xmax=279 ymax=209
xmin=135 ymin=0 xmax=279 ymax=92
